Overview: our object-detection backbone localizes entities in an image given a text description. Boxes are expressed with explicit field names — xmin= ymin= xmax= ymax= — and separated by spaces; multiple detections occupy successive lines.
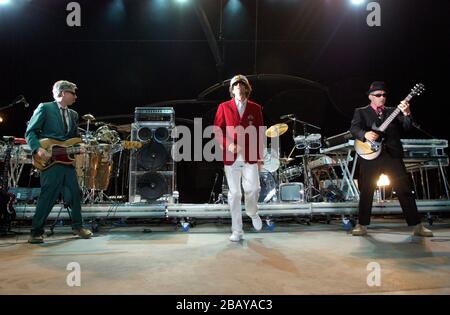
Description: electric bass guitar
xmin=354 ymin=83 xmax=425 ymax=160
xmin=32 ymin=137 xmax=142 ymax=171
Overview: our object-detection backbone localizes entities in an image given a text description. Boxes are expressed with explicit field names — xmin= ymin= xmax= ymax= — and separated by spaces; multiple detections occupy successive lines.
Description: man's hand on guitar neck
xmin=364 ymin=131 xmax=379 ymax=142
xmin=398 ymin=100 xmax=411 ymax=116
xmin=36 ymin=148 xmax=51 ymax=162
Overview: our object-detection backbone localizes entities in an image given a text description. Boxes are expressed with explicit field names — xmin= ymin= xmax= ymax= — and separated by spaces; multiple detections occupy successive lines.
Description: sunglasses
xmin=371 ymin=93 xmax=387 ymax=98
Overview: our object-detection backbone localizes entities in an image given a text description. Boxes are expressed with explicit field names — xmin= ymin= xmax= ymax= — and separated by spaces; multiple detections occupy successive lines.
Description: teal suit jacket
xmin=25 ymin=101 xmax=80 ymax=154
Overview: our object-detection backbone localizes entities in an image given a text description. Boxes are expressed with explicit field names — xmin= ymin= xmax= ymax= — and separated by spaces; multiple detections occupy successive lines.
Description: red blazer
xmin=214 ymin=98 xmax=264 ymax=165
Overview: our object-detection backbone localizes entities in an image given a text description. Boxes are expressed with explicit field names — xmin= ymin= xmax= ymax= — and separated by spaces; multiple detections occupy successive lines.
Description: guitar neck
xmin=378 ymin=108 xmax=401 ymax=132
xmin=378 ymin=92 xmax=415 ymax=132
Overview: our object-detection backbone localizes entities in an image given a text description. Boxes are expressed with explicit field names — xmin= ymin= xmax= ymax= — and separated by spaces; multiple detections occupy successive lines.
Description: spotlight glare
xmin=0 ymin=0 xmax=11 ymax=5
xmin=377 ymin=174 xmax=390 ymax=187
xmin=350 ymin=0 xmax=365 ymax=5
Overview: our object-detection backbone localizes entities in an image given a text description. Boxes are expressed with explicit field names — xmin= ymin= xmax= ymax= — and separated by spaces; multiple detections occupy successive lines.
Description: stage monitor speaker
xmin=129 ymin=107 xmax=176 ymax=203
xmin=279 ymin=182 xmax=305 ymax=202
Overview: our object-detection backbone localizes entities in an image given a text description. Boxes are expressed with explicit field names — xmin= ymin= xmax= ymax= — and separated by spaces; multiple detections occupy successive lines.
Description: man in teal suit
xmin=26 ymin=80 xmax=92 ymax=244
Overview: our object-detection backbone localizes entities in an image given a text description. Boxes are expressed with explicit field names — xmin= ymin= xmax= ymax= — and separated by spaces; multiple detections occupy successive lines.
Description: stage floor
xmin=0 ymin=218 xmax=450 ymax=294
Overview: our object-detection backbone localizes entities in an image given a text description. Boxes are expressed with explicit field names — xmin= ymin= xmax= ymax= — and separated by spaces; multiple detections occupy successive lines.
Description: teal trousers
xmin=31 ymin=164 xmax=82 ymax=236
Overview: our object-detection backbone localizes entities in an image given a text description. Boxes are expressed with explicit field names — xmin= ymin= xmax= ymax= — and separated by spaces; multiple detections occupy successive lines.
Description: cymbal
xmin=280 ymin=157 xmax=294 ymax=163
xmin=82 ymin=113 xmax=96 ymax=121
xmin=265 ymin=123 xmax=288 ymax=138
xmin=115 ymin=124 xmax=131 ymax=133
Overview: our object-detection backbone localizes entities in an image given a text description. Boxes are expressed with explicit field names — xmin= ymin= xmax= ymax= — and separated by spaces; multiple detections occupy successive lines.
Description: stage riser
xmin=13 ymin=200 xmax=450 ymax=219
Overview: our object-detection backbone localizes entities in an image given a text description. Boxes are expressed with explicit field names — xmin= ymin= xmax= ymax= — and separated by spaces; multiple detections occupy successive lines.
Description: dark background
xmin=1 ymin=0 xmax=449 ymax=202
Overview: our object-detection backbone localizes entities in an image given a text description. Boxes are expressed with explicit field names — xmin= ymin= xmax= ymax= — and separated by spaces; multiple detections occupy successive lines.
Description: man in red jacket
xmin=214 ymin=74 xmax=265 ymax=241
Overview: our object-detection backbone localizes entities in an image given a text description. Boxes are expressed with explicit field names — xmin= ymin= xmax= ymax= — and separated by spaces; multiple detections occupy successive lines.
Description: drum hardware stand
xmin=113 ymin=149 xmax=124 ymax=203
xmin=215 ymin=175 xmax=228 ymax=204
xmin=82 ymin=188 xmax=96 ymax=204
xmin=94 ymin=190 xmax=111 ymax=203
xmin=287 ymin=115 xmax=322 ymax=202
xmin=209 ymin=173 xmax=219 ymax=203
xmin=47 ymin=201 xmax=72 ymax=237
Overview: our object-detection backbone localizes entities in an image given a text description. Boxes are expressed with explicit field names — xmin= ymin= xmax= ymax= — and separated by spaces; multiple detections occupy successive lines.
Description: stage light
xmin=0 ymin=0 xmax=11 ymax=5
xmin=377 ymin=174 xmax=390 ymax=187
xmin=175 ymin=0 xmax=188 ymax=3
xmin=376 ymin=174 xmax=390 ymax=202
xmin=0 ymin=116 xmax=3 ymax=123
xmin=350 ymin=0 xmax=365 ymax=5
xmin=225 ymin=0 xmax=243 ymax=15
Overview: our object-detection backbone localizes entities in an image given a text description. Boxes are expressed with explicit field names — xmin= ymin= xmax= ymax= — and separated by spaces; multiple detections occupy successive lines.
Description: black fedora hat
xmin=367 ymin=81 xmax=387 ymax=95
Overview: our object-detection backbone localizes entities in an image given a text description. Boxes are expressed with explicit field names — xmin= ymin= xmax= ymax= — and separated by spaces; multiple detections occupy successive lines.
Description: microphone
xmin=22 ymin=97 xmax=29 ymax=108
xmin=13 ymin=95 xmax=29 ymax=108
xmin=280 ymin=114 xmax=294 ymax=119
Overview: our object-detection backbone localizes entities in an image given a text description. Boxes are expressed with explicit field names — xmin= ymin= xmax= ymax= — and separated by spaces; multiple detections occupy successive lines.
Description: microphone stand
xmin=412 ymin=121 xmax=436 ymax=139
xmin=0 ymin=101 xmax=24 ymax=112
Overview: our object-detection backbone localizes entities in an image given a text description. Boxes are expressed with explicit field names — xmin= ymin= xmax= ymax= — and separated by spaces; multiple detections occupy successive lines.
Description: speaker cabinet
xmin=129 ymin=107 xmax=176 ymax=203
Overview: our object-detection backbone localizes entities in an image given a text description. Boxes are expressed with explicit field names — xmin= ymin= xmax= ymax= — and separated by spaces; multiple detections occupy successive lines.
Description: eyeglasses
xmin=371 ymin=93 xmax=387 ymax=98
xmin=65 ymin=90 xmax=76 ymax=96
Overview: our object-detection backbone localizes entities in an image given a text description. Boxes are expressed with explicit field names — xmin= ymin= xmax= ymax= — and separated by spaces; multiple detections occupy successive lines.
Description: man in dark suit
xmin=214 ymin=74 xmax=265 ymax=241
xmin=26 ymin=80 xmax=92 ymax=244
xmin=349 ymin=81 xmax=433 ymax=237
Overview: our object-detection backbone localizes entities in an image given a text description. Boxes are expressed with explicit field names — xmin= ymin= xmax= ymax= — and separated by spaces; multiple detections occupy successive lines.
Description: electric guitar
xmin=354 ymin=83 xmax=425 ymax=160
xmin=32 ymin=137 xmax=142 ymax=171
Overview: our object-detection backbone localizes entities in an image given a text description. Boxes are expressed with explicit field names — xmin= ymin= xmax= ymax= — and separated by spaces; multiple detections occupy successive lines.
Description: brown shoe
xmin=28 ymin=235 xmax=44 ymax=244
xmin=413 ymin=224 xmax=433 ymax=237
xmin=352 ymin=224 xmax=368 ymax=236
xmin=73 ymin=228 xmax=93 ymax=239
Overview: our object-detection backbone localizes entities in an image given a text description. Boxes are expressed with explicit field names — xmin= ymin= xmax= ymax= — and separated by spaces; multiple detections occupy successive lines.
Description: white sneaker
xmin=229 ymin=231 xmax=244 ymax=242
xmin=250 ymin=214 xmax=263 ymax=231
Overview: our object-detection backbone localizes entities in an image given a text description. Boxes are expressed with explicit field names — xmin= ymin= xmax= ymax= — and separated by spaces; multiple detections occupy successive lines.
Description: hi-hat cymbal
xmin=115 ymin=124 xmax=131 ymax=133
xmin=280 ymin=157 xmax=294 ymax=164
xmin=82 ymin=113 xmax=96 ymax=121
xmin=265 ymin=123 xmax=288 ymax=138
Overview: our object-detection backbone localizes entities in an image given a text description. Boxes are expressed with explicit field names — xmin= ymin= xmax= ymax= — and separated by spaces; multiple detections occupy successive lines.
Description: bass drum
xmin=221 ymin=171 xmax=278 ymax=204
xmin=258 ymin=171 xmax=277 ymax=203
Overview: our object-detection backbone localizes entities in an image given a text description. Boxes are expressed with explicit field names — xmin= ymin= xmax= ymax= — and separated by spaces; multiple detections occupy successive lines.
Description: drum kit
xmin=76 ymin=114 xmax=128 ymax=203
xmin=258 ymin=114 xmax=323 ymax=203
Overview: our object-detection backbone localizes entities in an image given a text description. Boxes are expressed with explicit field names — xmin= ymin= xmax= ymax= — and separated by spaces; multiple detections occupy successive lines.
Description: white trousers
xmin=224 ymin=161 xmax=261 ymax=233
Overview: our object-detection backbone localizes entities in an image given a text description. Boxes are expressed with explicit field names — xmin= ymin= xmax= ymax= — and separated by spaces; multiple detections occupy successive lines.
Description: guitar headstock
xmin=410 ymin=83 xmax=425 ymax=96
xmin=122 ymin=141 xmax=143 ymax=150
